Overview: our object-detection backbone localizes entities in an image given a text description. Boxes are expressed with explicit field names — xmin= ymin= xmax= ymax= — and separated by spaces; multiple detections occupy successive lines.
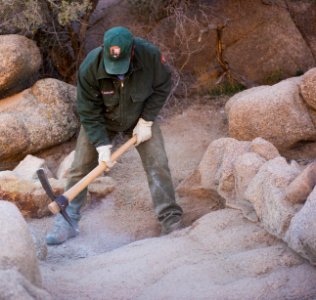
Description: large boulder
xmin=244 ymin=157 xmax=302 ymax=239
xmin=177 ymin=137 xmax=279 ymax=209
xmin=285 ymin=161 xmax=316 ymax=205
xmin=0 ymin=78 xmax=79 ymax=164
xmin=299 ymin=68 xmax=316 ymax=111
xmin=0 ymin=154 xmax=116 ymax=218
xmin=285 ymin=187 xmax=316 ymax=266
xmin=0 ymin=170 xmax=64 ymax=218
xmin=147 ymin=0 xmax=315 ymax=90
xmin=0 ymin=201 xmax=41 ymax=286
xmin=0 ymin=35 xmax=41 ymax=98
xmin=0 ymin=201 xmax=51 ymax=299
xmin=42 ymin=209 xmax=316 ymax=300
xmin=225 ymin=76 xmax=316 ymax=151
xmin=0 ymin=269 xmax=51 ymax=300
xmin=287 ymin=1 xmax=316 ymax=59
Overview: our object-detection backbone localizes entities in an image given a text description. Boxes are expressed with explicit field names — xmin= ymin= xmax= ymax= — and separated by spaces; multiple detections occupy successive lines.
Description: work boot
xmin=160 ymin=215 xmax=183 ymax=236
xmin=46 ymin=215 xmax=79 ymax=245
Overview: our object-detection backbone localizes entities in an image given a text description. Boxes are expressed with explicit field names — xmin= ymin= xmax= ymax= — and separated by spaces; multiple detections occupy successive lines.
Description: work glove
xmin=133 ymin=118 xmax=153 ymax=146
xmin=96 ymin=145 xmax=115 ymax=168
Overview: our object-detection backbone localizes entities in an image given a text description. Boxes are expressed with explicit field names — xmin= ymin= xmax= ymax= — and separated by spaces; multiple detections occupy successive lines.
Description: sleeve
xmin=140 ymin=50 xmax=172 ymax=121
xmin=77 ymin=69 xmax=111 ymax=147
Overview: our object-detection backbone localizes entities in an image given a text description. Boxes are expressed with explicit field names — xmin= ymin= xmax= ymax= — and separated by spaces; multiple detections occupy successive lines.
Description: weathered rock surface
xmin=56 ymin=151 xmax=75 ymax=179
xmin=177 ymin=137 xmax=278 ymax=210
xmin=287 ymin=1 xmax=316 ymax=59
xmin=299 ymin=67 xmax=316 ymax=111
xmin=0 ymin=170 xmax=64 ymax=218
xmin=225 ymin=76 xmax=316 ymax=150
xmin=41 ymin=209 xmax=316 ymax=300
xmin=0 ymin=78 xmax=79 ymax=164
xmin=285 ymin=161 xmax=316 ymax=204
xmin=177 ymin=137 xmax=250 ymax=203
xmin=0 ymin=153 xmax=116 ymax=218
xmin=0 ymin=269 xmax=51 ymax=300
xmin=178 ymin=135 xmax=316 ymax=263
xmin=13 ymin=154 xmax=53 ymax=181
xmin=245 ymin=157 xmax=301 ymax=239
xmin=146 ymin=0 xmax=315 ymax=89
xmin=0 ymin=34 xmax=41 ymax=98
xmin=285 ymin=187 xmax=316 ymax=266
xmin=0 ymin=201 xmax=41 ymax=286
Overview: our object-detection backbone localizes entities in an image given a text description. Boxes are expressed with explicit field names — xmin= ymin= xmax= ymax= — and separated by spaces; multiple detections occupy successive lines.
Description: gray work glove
xmin=133 ymin=118 xmax=153 ymax=146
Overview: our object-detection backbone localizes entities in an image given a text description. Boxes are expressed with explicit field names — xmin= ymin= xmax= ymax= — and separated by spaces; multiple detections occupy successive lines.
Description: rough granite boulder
xmin=299 ymin=68 xmax=316 ymax=111
xmin=0 ymin=153 xmax=116 ymax=218
xmin=0 ymin=170 xmax=64 ymax=218
xmin=285 ymin=187 xmax=316 ymax=265
xmin=148 ymin=0 xmax=314 ymax=90
xmin=0 ymin=78 xmax=79 ymax=164
xmin=244 ymin=157 xmax=302 ymax=239
xmin=42 ymin=209 xmax=316 ymax=300
xmin=285 ymin=162 xmax=316 ymax=205
xmin=0 ymin=269 xmax=51 ymax=300
xmin=225 ymin=76 xmax=316 ymax=151
xmin=0 ymin=35 xmax=42 ymax=98
xmin=0 ymin=201 xmax=42 ymax=286
xmin=0 ymin=201 xmax=51 ymax=299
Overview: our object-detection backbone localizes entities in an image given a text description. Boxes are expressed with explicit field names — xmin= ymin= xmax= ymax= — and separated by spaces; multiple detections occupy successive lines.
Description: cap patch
xmin=110 ymin=46 xmax=121 ymax=59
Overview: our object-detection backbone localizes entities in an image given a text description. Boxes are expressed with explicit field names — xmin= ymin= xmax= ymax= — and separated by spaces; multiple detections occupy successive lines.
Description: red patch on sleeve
xmin=161 ymin=54 xmax=166 ymax=64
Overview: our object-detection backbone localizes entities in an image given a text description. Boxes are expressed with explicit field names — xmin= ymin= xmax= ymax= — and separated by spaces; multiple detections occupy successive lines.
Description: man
xmin=46 ymin=26 xmax=183 ymax=245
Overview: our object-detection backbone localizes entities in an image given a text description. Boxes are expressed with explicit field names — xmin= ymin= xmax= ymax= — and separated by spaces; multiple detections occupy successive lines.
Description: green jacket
xmin=77 ymin=37 xmax=172 ymax=147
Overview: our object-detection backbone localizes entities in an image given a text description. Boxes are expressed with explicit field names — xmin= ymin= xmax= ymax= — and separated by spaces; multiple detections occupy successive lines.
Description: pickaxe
xmin=37 ymin=136 xmax=137 ymax=230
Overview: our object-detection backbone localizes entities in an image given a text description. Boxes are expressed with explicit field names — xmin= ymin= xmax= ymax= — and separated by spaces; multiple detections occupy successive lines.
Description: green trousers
xmin=64 ymin=123 xmax=183 ymax=225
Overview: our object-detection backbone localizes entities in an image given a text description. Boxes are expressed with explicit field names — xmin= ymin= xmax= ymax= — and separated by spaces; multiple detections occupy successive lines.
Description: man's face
xmin=110 ymin=46 xmax=121 ymax=59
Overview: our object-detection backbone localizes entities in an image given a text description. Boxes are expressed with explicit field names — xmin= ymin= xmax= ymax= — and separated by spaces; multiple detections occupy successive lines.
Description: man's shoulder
xmin=134 ymin=37 xmax=160 ymax=56
xmin=79 ymin=47 xmax=103 ymax=75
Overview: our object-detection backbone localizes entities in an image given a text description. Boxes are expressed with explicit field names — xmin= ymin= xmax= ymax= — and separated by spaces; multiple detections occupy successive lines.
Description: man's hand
xmin=133 ymin=118 xmax=153 ymax=146
xmin=96 ymin=145 xmax=115 ymax=168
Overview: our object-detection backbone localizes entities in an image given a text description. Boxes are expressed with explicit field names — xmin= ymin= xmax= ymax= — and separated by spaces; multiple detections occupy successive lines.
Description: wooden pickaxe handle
xmin=48 ymin=135 xmax=137 ymax=214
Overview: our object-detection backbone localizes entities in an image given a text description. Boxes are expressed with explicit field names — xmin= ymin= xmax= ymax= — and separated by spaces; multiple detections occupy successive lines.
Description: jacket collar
xmin=96 ymin=44 xmax=143 ymax=80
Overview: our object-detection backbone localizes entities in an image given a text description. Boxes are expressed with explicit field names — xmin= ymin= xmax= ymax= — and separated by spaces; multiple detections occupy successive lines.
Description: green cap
xmin=103 ymin=27 xmax=133 ymax=75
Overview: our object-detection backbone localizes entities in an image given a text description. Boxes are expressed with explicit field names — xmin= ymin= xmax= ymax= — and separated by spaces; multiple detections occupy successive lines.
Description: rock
xmin=0 ymin=269 xmax=51 ymax=300
xmin=285 ymin=161 xmax=316 ymax=204
xmin=232 ymin=152 xmax=266 ymax=222
xmin=222 ymin=0 xmax=314 ymax=84
xmin=43 ymin=209 xmax=316 ymax=300
xmin=29 ymin=228 xmax=48 ymax=261
xmin=0 ymin=35 xmax=41 ymax=98
xmin=177 ymin=138 xmax=250 ymax=206
xmin=299 ymin=68 xmax=316 ymax=111
xmin=0 ymin=201 xmax=42 ymax=286
xmin=215 ymin=139 xmax=251 ymax=205
xmin=285 ymin=187 xmax=316 ymax=265
xmin=13 ymin=154 xmax=53 ymax=181
xmin=287 ymin=1 xmax=316 ymax=59
xmin=226 ymin=76 xmax=316 ymax=151
xmin=56 ymin=151 xmax=75 ymax=179
xmin=0 ymin=78 xmax=79 ymax=163
xmin=250 ymin=137 xmax=280 ymax=160
xmin=148 ymin=0 xmax=314 ymax=90
xmin=0 ymin=171 xmax=64 ymax=218
xmin=88 ymin=176 xmax=116 ymax=198
xmin=245 ymin=157 xmax=301 ymax=238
